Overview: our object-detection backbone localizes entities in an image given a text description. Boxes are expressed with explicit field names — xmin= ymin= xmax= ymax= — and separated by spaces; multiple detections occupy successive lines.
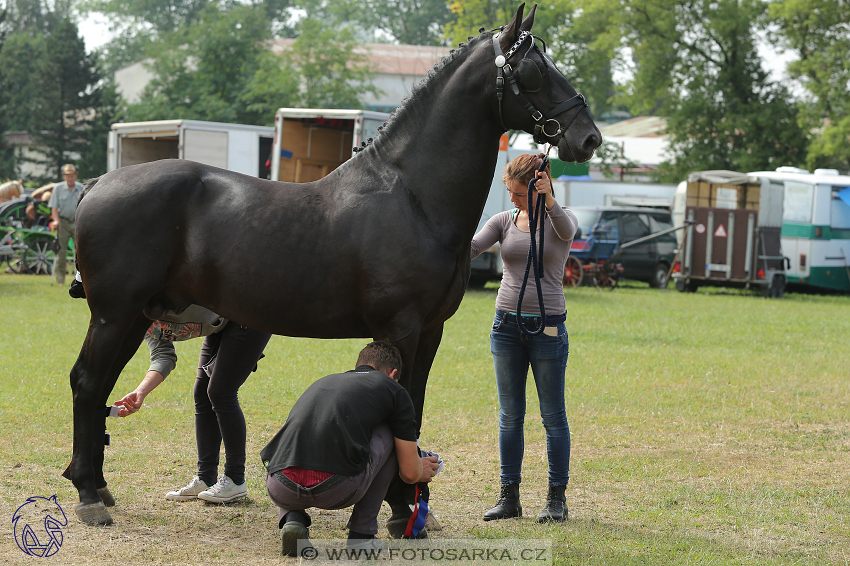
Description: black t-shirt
xmin=260 ymin=366 xmax=418 ymax=477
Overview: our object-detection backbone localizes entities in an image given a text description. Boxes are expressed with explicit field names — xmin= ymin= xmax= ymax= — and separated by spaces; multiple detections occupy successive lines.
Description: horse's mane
xmin=78 ymin=176 xmax=102 ymax=204
xmin=352 ymin=30 xmax=495 ymax=155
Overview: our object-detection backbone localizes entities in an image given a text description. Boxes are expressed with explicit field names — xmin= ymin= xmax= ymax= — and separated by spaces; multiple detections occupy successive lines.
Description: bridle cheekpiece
xmin=492 ymin=29 xmax=589 ymax=146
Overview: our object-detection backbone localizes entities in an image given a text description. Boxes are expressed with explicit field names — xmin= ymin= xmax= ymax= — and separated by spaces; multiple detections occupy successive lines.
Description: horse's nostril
xmin=584 ymin=133 xmax=601 ymax=152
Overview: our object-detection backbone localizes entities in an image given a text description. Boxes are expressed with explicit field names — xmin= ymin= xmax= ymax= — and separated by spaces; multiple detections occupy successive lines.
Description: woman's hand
xmin=113 ymin=391 xmax=145 ymax=417
xmin=112 ymin=370 xmax=164 ymax=417
xmin=534 ymin=171 xmax=557 ymax=210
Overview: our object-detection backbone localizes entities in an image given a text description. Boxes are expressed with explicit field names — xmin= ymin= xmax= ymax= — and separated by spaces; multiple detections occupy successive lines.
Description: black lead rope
xmin=516 ymin=156 xmax=549 ymax=336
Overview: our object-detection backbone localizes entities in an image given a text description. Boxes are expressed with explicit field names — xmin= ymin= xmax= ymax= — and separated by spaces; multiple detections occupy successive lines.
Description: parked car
xmin=569 ymin=206 xmax=678 ymax=288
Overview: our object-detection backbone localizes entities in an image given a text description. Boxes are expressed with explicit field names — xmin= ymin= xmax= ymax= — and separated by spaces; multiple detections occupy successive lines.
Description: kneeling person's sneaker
xmin=347 ymin=533 xmax=384 ymax=552
xmin=197 ymin=474 xmax=247 ymax=503
xmin=165 ymin=476 xmax=211 ymax=501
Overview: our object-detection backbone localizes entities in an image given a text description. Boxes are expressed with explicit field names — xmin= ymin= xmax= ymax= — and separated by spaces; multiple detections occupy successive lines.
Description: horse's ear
xmin=501 ymin=3 xmax=526 ymax=45
xmin=520 ymin=3 xmax=537 ymax=32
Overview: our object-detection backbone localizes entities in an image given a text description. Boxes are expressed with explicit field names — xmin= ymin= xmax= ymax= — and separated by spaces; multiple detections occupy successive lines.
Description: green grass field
xmin=1 ymin=274 xmax=848 ymax=565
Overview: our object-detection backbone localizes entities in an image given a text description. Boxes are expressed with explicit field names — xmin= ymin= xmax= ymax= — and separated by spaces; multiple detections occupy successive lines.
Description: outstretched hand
xmin=113 ymin=391 xmax=144 ymax=417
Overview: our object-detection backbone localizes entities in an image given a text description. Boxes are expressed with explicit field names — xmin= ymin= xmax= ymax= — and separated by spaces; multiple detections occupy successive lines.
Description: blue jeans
xmin=490 ymin=310 xmax=570 ymax=486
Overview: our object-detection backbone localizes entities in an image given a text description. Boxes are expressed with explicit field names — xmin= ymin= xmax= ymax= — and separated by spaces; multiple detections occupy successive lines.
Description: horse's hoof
xmin=97 ymin=487 xmax=116 ymax=507
xmin=386 ymin=514 xmax=410 ymax=539
xmin=75 ymin=501 xmax=113 ymax=526
xmin=425 ymin=510 xmax=442 ymax=531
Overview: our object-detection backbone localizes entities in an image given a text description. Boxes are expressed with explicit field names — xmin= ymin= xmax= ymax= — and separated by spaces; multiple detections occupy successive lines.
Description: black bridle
xmin=492 ymin=30 xmax=589 ymax=147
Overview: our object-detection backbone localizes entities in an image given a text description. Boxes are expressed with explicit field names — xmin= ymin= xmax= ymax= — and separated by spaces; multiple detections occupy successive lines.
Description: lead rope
xmin=516 ymin=156 xmax=549 ymax=336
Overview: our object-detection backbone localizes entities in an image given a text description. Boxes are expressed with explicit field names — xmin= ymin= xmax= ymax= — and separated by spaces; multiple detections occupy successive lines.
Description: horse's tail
xmin=78 ymin=176 xmax=102 ymax=205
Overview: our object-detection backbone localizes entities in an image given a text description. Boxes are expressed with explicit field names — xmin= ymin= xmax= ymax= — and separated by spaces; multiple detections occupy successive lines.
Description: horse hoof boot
xmin=386 ymin=514 xmax=409 ymax=539
xmin=97 ymin=487 xmax=116 ymax=507
xmin=75 ymin=501 xmax=113 ymax=526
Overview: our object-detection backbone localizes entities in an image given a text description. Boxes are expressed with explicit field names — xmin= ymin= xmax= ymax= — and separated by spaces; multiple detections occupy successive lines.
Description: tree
xmin=125 ymin=4 xmax=274 ymax=123
xmin=297 ymin=0 xmax=453 ymax=45
xmin=29 ymin=18 xmax=101 ymax=181
xmin=127 ymin=6 xmax=378 ymax=124
xmin=768 ymin=0 xmax=850 ymax=170
xmin=275 ymin=18 xmax=379 ymax=109
xmin=620 ymin=0 xmax=808 ymax=181
xmin=0 ymin=7 xmax=15 ymax=177
xmin=443 ymin=0 xmax=620 ymax=119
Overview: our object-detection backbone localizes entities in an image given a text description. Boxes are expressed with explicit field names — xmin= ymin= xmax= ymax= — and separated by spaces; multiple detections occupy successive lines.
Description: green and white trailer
xmin=747 ymin=167 xmax=850 ymax=293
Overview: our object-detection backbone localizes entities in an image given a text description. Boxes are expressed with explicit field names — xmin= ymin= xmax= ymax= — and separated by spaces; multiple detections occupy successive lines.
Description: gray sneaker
xmin=346 ymin=536 xmax=384 ymax=552
xmin=197 ymin=474 xmax=247 ymax=503
xmin=165 ymin=476 xmax=210 ymax=501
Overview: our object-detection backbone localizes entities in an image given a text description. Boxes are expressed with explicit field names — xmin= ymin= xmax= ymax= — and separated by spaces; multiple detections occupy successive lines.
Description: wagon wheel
xmin=563 ymin=257 xmax=584 ymax=288
xmin=593 ymin=261 xmax=618 ymax=290
xmin=16 ymin=238 xmax=55 ymax=275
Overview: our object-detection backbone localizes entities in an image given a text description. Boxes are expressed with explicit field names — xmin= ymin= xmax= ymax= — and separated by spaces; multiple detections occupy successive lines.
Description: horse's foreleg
xmin=385 ymin=323 xmax=445 ymax=538
xmin=67 ymin=314 xmax=151 ymax=525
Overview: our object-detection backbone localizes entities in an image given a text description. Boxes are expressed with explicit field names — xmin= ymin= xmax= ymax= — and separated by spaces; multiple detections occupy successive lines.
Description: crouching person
xmin=260 ymin=341 xmax=440 ymax=557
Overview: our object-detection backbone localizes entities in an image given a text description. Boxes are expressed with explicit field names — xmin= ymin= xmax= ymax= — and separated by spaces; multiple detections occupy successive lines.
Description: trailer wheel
xmin=762 ymin=275 xmax=785 ymax=299
xmin=675 ymin=278 xmax=698 ymax=293
xmin=563 ymin=257 xmax=584 ymax=288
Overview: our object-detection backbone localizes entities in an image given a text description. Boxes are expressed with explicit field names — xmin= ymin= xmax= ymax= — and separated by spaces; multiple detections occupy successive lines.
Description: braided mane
xmin=353 ymin=30 xmax=495 ymax=154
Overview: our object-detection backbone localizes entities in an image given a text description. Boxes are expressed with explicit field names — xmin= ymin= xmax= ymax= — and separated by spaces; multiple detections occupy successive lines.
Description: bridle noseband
xmin=492 ymin=30 xmax=589 ymax=147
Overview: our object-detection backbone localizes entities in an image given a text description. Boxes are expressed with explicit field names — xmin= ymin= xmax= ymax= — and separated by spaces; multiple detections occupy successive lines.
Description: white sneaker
xmin=346 ymin=537 xmax=384 ymax=552
xmin=165 ymin=476 xmax=211 ymax=501
xmin=197 ymin=474 xmax=247 ymax=503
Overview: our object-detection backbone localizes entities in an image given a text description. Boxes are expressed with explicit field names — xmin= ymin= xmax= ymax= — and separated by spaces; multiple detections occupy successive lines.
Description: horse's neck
xmin=365 ymin=44 xmax=503 ymax=239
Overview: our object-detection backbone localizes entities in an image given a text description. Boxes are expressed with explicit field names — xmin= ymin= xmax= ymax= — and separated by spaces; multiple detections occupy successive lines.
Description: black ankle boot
xmin=483 ymin=483 xmax=522 ymax=521
xmin=536 ymin=485 xmax=567 ymax=523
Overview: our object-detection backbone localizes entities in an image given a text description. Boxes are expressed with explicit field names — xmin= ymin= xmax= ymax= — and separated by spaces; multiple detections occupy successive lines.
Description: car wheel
xmin=650 ymin=263 xmax=670 ymax=289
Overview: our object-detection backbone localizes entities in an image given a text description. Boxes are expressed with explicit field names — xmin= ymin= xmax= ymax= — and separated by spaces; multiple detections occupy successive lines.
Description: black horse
xmin=66 ymin=3 xmax=601 ymax=526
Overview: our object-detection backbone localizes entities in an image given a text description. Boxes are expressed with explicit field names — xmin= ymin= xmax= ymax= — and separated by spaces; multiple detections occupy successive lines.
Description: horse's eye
xmin=516 ymin=59 xmax=543 ymax=92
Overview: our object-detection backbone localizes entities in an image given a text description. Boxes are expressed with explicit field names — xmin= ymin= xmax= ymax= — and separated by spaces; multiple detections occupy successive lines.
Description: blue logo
xmin=12 ymin=495 xmax=68 ymax=557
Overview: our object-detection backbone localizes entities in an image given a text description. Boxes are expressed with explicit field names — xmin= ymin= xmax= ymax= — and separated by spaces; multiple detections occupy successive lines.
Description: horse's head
xmin=491 ymin=3 xmax=602 ymax=163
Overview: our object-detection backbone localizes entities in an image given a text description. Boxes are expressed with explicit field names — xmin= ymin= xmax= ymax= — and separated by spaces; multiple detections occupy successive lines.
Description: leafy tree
xmin=768 ymin=0 xmax=850 ymax=170
xmin=276 ymin=18 xmax=379 ymax=108
xmin=297 ymin=0 xmax=453 ymax=45
xmin=77 ymin=77 xmax=121 ymax=178
xmin=0 ymin=32 xmax=47 ymax=133
xmin=443 ymin=0 xmax=619 ymax=119
xmin=125 ymin=4 xmax=273 ymax=123
xmin=0 ymin=7 xmax=15 ymax=177
xmin=621 ymin=0 xmax=808 ymax=181
xmin=127 ymin=6 xmax=378 ymax=124
xmin=29 ymin=18 xmax=102 ymax=181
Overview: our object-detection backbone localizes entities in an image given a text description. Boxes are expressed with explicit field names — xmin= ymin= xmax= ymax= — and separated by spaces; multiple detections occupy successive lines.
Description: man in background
xmin=48 ymin=163 xmax=82 ymax=285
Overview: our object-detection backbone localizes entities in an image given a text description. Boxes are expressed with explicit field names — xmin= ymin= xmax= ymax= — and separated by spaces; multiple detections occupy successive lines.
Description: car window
xmin=597 ymin=211 xmax=619 ymax=238
xmin=621 ymin=213 xmax=651 ymax=241
xmin=573 ymin=209 xmax=600 ymax=228
xmin=648 ymin=214 xmax=678 ymax=243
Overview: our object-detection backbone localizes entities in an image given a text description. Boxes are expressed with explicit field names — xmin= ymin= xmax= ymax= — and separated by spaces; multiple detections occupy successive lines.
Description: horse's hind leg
xmin=68 ymin=313 xmax=151 ymax=525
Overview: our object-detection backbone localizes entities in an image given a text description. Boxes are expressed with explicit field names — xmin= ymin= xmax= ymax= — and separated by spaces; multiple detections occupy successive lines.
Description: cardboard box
xmin=711 ymin=185 xmax=739 ymax=209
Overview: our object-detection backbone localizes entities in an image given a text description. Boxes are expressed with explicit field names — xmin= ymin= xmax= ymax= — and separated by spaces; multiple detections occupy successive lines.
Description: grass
xmin=1 ymin=274 xmax=848 ymax=565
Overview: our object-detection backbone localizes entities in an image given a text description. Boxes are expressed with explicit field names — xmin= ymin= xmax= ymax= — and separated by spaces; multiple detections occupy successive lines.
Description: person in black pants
xmin=114 ymin=313 xmax=271 ymax=504
xmin=261 ymin=341 xmax=440 ymax=557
